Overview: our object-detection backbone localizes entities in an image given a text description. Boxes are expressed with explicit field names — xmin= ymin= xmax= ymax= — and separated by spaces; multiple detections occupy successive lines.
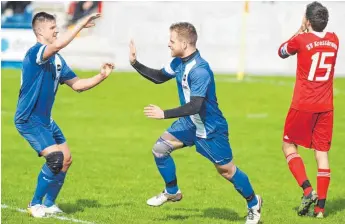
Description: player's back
xmin=15 ymin=42 xmax=61 ymax=125
xmin=292 ymin=32 xmax=339 ymax=112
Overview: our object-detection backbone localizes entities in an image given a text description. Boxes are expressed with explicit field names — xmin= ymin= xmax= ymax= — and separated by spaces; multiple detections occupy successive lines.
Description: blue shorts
xmin=15 ymin=118 xmax=66 ymax=156
xmin=167 ymin=117 xmax=233 ymax=165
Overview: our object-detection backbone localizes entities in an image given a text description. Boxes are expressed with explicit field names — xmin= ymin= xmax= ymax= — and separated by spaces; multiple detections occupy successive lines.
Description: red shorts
xmin=283 ymin=108 xmax=333 ymax=151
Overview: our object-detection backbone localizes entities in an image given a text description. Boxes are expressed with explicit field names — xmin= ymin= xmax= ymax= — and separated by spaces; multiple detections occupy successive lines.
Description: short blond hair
xmin=170 ymin=22 xmax=198 ymax=46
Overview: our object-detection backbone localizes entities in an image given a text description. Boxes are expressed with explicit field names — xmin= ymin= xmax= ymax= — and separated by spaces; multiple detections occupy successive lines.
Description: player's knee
xmin=224 ymin=166 xmax=236 ymax=179
xmin=282 ymin=142 xmax=288 ymax=151
xmin=217 ymin=163 xmax=236 ymax=179
xmin=63 ymin=155 xmax=73 ymax=169
xmin=152 ymin=138 xmax=174 ymax=158
xmin=315 ymin=151 xmax=329 ymax=163
xmin=282 ymin=142 xmax=296 ymax=155
xmin=45 ymin=151 xmax=64 ymax=174
xmin=282 ymin=143 xmax=286 ymax=154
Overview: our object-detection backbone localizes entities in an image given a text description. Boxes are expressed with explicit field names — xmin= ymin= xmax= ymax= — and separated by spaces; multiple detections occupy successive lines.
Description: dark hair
xmin=32 ymin=12 xmax=55 ymax=32
xmin=170 ymin=22 xmax=198 ymax=46
xmin=306 ymin=1 xmax=329 ymax=32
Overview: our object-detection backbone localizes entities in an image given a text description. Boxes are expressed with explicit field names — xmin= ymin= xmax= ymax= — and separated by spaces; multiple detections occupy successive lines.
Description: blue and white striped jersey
xmin=15 ymin=42 xmax=76 ymax=125
xmin=162 ymin=50 xmax=228 ymax=138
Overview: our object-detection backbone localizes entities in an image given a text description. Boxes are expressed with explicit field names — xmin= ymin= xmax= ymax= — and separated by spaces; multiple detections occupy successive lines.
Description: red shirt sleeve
xmin=278 ymin=34 xmax=300 ymax=58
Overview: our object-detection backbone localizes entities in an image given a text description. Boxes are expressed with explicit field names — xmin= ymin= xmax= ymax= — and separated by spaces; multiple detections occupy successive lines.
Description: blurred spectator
xmin=1 ymin=1 xmax=32 ymax=28
xmin=67 ymin=1 xmax=101 ymax=26
xmin=2 ymin=1 xmax=31 ymax=14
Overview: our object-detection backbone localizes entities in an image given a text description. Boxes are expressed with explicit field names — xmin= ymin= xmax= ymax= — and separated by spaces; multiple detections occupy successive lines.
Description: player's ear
xmin=182 ymin=40 xmax=188 ymax=50
xmin=35 ymin=27 xmax=43 ymax=36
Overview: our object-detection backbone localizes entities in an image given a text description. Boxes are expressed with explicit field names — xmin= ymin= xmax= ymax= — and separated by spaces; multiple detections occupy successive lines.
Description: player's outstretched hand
xmin=144 ymin=104 xmax=164 ymax=119
xmin=129 ymin=39 xmax=137 ymax=65
xmin=100 ymin=63 xmax=115 ymax=78
xmin=81 ymin=13 xmax=101 ymax=28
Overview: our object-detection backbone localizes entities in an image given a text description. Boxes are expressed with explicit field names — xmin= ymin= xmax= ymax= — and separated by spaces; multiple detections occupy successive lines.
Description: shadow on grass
xmin=59 ymin=199 xmax=133 ymax=214
xmin=158 ymin=207 xmax=243 ymax=222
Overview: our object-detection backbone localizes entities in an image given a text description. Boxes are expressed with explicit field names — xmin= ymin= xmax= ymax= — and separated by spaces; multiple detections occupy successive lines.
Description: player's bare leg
xmin=147 ymin=132 xmax=183 ymax=206
xmin=215 ymin=161 xmax=262 ymax=224
xmin=314 ymin=150 xmax=330 ymax=218
xmin=283 ymin=142 xmax=317 ymax=215
xmin=43 ymin=142 xmax=73 ymax=214
xmin=28 ymin=145 xmax=63 ymax=218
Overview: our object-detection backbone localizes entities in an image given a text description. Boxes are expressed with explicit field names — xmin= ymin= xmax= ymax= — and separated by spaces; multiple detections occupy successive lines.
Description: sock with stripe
xmin=286 ymin=153 xmax=313 ymax=196
xmin=315 ymin=168 xmax=331 ymax=213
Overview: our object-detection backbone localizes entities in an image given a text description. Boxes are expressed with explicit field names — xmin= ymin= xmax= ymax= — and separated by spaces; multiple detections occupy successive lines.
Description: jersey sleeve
xmin=278 ymin=34 xmax=300 ymax=58
xmin=28 ymin=44 xmax=50 ymax=65
xmin=161 ymin=57 xmax=182 ymax=78
xmin=58 ymin=55 xmax=77 ymax=84
xmin=190 ymin=68 xmax=211 ymax=97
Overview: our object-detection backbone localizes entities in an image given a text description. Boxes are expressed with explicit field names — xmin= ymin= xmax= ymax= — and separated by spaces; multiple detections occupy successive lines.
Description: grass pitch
xmin=2 ymin=69 xmax=345 ymax=224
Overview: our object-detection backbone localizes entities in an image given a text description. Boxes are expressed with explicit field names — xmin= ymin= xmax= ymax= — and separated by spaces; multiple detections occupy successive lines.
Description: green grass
xmin=2 ymin=69 xmax=345 ymax=224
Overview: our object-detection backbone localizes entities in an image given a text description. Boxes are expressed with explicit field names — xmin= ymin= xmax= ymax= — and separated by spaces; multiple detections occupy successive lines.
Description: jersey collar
xmin=311 ymin=31 xmax=326 ymax=38
xmin=181 ymin=49 xmax=199 ymax=63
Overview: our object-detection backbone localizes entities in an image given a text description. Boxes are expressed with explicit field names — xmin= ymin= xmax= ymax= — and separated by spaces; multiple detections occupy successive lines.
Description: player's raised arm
xmin=129 ymin=40 xmax=172 ymax=84
xmin=278 ymin=15 xmax=307 ymax=59
xmin=40 ymin=13 xmax=101 ymax=61
xmin=278 ymin=34 xmax=300 ymax=59
xmin=64 ymin=63 xmax=115 ymax=92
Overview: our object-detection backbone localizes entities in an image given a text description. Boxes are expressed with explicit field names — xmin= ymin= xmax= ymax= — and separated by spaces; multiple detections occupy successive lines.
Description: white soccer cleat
xmin=27 ymin=204 xmax=46 ymax=218
xmin=147 ymin=189 xmax=183 ymax=206
xmin=245 ymin=195 xmax=263 ymax=224
xmin=43 ymin=204 xmax=63 ymax=214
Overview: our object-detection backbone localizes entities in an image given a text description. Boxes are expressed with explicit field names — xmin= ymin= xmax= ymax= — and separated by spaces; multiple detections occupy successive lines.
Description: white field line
xmin=1 ymin=204 xmax=96 ymax=224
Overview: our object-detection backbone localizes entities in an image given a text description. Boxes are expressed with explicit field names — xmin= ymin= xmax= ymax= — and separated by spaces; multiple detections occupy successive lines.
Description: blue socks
xmin=31 ymin=164 xmax=55 ymax=206
xmin=229 ymin=167 xmax=258 ymax=208
xmin=153 ymin=138 xmax=179 ymax=194
xmin=154 ymin=155 xmax=179 ymax=194
xmin=44 ymin=171 xmax=66 ymax=207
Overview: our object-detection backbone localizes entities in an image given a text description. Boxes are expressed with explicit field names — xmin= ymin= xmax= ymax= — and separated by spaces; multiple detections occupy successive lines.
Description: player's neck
xmin=308 ymin=27 xmax=326 ymax=36
xmin=307 ymin=26 xmax=314 ymax=33
xmin=181 ymin=48 xmax=197 ymax=59
xmin=36 ymin=37 xmax=51 ymax=45
xmin=307 ymin=27 xmax=323 ymax=34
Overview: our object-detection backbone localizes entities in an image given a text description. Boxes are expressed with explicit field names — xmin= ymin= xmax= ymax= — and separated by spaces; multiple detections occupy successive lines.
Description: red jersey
xmin=278 ymin=31 xmax=339 ymax=112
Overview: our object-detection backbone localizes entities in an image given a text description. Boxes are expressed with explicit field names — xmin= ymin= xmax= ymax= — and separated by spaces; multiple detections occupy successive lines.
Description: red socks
xmin=286 ymin=153 xmax=312 ymax=196
xmin=315 ymin=169 xmax=331 ymax=213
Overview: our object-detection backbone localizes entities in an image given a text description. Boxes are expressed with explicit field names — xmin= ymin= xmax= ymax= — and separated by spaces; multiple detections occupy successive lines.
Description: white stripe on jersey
xmin=36 ymin=45 xmax=49 ymax=65
xmin=181 ymin=59 xmax=207 ymax=138
xmin=54 ymin=55 xmax=62 ymax=92
xmin=164 ymin=62 xmax=175 ymax=75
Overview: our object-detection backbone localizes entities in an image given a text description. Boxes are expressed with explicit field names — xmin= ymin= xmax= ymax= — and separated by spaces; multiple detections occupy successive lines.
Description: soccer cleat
xmin=298 ymin=190 xmax=318 ymax=216
xmin=245 ymin=195 xmax=263 ymax=224
xmin=315 ymin=211 xmax=324 ymax=219
xmin=27 ymin=204 xmax=46 ymax=218
xmin=43 ymin=204 xmax=63 ymax=214
xmin=146 ymin=189 xmax=182 ymax=206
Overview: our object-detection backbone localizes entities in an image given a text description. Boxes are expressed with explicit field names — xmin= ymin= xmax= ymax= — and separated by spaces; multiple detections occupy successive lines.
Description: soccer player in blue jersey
xmin=14 ymin=12 xmax=114 ymax=218
xmin=129 ymin=22 xmax=262 ymax=224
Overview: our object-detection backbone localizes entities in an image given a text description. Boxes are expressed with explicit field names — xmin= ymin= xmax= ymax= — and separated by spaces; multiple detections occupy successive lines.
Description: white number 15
xmin=308 ymin=52 xmax=335 ymax=81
